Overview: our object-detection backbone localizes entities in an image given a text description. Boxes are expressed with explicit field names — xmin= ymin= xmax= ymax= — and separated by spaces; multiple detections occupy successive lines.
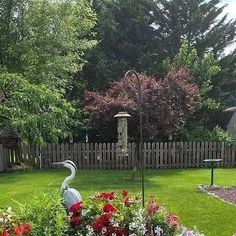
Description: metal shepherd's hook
xmin=124 ymin=70 xmax=144 ymax=207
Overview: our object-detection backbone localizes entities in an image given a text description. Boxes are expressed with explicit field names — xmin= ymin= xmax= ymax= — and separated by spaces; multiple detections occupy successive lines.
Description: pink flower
xmin=166 ymin=214 xmax=179 ymax=228
xmin=147 ymin=199 xmax=160 ymax=215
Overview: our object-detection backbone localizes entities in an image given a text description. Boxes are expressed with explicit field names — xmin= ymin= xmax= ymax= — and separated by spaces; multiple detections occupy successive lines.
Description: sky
xmin=222 ymin=0 xmax=236 ymax=54
xmin=222 ymin=0 xmax=236 ymax=19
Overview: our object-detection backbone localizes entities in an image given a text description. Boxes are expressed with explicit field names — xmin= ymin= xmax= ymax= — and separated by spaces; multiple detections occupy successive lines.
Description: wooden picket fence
xmin=0 ymin=142 xmax=236 ymax=171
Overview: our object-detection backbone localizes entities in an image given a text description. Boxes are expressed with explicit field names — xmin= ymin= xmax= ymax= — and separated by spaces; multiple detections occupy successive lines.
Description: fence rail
xmin=0 ymin=142 xmax=235 ymax=171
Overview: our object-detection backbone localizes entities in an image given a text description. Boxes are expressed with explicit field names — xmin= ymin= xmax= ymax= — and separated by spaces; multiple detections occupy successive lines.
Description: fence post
xmin=0 ymin=144 xmax=4 ymax=171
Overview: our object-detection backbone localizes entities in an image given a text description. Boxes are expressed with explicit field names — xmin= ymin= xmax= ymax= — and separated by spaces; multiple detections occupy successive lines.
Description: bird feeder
xmin=114 ymin=111 xmax=131 ymax=156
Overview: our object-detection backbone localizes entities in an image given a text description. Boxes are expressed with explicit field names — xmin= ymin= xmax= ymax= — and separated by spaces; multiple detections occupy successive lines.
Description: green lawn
xmin=0 ymin=168 xmax=235 ymax=236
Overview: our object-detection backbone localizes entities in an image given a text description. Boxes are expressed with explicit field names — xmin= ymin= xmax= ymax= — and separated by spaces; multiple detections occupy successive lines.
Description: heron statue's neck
xmin=61 ymin=165 xmax=76 ymax=193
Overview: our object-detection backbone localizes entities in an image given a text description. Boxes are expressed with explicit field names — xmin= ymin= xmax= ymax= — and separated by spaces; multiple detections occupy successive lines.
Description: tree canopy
xmin=0 ymin=0 xmax=96 ymax=143
xmin=82 ymin=0 xmax=236 ymax=92
xmin=83 ymin=68 xmax=199 ymax=142
xmin=0 ymin=73 xmax=74 ymax=144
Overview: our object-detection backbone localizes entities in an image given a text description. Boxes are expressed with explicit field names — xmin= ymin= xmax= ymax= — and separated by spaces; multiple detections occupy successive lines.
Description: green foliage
xmin=23 ymin=0 xmax=96 ymax=90
xmin=0 ymin=0 xmax=97 ymax=143
xmin=0 ymin=0 xmax=96 ymax=90
xmin=0 ymin=72 xmax=74 ymax=144
xmin=15 ymin=191 xmax=69 ymax=236
xmin=178 ymin=125 xmax=232 ymax=142
xmin=162 ymin=41 xmax=225 ymax=139
xmin=163 ymin=41 xmax=221 ymax=110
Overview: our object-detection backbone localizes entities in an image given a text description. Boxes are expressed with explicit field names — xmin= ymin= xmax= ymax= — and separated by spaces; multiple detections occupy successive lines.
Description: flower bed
xmin=0 ymin=207 xmax=31 ymax=236
xmin=1 ymin=191 xmax=204 ymax=236
xmin=198 ymin=184 xmax=236 ymax=206
xmin=68 ymin=191 xmax=203 ymax=236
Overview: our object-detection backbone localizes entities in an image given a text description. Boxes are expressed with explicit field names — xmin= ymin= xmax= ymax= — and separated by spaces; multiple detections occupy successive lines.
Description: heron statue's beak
xmin=51 ymin=162 xmax=64 ymax=167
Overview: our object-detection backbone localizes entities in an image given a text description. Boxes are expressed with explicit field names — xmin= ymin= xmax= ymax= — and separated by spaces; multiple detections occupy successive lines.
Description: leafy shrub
xmin=178 ymin=125 xmax=232 ymax=142
xmin=15 ymin=191 xmax=69 ymax=236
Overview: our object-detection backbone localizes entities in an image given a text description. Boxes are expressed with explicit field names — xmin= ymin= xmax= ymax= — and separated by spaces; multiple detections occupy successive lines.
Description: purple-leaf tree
xmin=83 ymin=67 xmax=199 ymax=142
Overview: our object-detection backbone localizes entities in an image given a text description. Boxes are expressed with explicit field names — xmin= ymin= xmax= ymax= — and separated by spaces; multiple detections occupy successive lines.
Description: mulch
xmin=200 ymin=186 xmax=236 ymax=205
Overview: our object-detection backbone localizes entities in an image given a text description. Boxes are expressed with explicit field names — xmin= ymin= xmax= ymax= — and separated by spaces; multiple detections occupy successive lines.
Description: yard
xmin=0 ymin=168 xmax=235 ymax=236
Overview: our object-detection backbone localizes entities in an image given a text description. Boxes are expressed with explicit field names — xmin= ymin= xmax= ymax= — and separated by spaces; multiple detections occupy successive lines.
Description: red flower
xmin=22 ymin=224 xmax=31 ymax=236
xmin=14 ymin=224 xmax=31 ymax=236
xmin=69 ymin=201 xmax=83 ymax=213
xmin=13 ymin=226 xmax=23 ymax=235
xmin=92 ymin=219 xmax=103 ymax=233
xmin=123 ymin=197 xmax=131 ymax=207
xmin=105 ymin=225 xmax=126 ymax=236
xmin=122 ymin=190 xmax=128 ymax=198
xmin=70 ymin=215 xmax=81 ymax=228
xmin=103 ymin=203 xmax=117 ymax=213
xmin=149 ymin=206 xmax=159 ymax=214
xmin=92 ymin=213 xmax=111 ymax=233
xmin=100 ymin=213 xmax=111 ymax=226
xmin=114 ymin=227 xmax=126 ymax=236
xmin=95 ymin=192 xmax=115 ymax=201
xmin=0 ymin=231 xmax=9 ymax=236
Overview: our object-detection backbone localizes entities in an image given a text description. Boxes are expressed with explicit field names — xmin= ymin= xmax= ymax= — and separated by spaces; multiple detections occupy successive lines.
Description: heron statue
xmin=52 ymin=160 xmax=82 ymax=213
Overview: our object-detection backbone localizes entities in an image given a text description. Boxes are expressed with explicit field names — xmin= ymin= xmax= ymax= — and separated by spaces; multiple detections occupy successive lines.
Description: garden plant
xmin=0 ymin=190 xmax=203 ymax=236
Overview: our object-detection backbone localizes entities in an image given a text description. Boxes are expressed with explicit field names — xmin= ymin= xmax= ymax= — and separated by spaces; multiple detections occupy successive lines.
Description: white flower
xmin=85 ymin=225 xmax=95 ymax=236
xmin=154 ymin=225 xmax=163 ymax=236
xmin=179 ymin=226 xmax=205 ymax=236
xmin=82 ymin=209 xmax=90 ymax=216
xmin=101 ymin=227 xmax=107 ymax=234
xmin=6 ymin=207 xmax=12 ymax=214
xmin=180 ymin=226 xmax=188 ymax=235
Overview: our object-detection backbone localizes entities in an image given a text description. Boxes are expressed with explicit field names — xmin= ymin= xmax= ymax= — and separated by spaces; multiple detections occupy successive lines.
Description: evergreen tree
xmin=83 ymin=0 xmax=157 ymax=90
xmin=84 ymin=0 xmax=236 ymax=93
xmin=153 ymin=0 xmax=236 ymax=59
xmin=153 ymin=0 xmax=236 ymax=104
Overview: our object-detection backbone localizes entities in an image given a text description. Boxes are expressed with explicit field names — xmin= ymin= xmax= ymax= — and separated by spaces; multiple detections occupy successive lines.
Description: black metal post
xmin=124 ymin=70 xmax=144 ymax=207
xmin=210 ymin=162 xmax=214 ymax=186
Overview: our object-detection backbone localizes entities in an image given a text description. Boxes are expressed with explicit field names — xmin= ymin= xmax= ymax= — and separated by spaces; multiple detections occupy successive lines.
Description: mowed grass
xmin=0 ymin=168 xmax=235 ymax=236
